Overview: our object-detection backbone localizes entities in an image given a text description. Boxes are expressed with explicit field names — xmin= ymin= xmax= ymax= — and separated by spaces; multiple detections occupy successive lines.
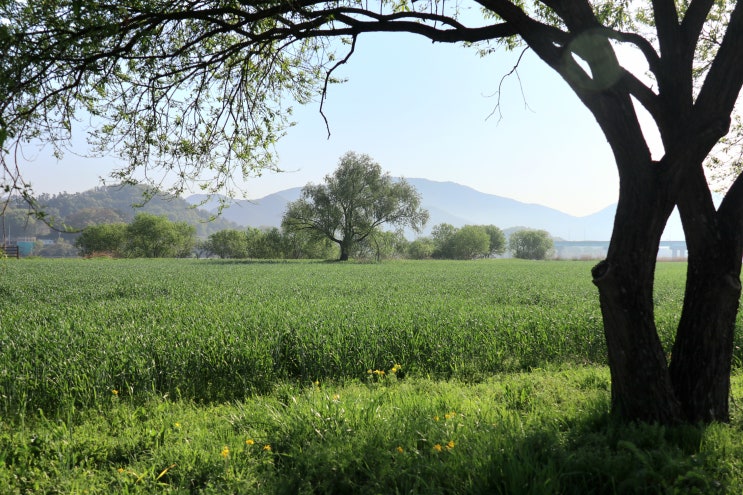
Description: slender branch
xmin=320 ymin=35 xmax=357 ymax=139
xmin=486 ymin=46 xmax=532 ymax=123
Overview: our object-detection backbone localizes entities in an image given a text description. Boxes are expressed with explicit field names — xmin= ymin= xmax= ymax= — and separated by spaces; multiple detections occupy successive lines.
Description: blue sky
xmin=17 ymin=31 xmax=622 ymax=217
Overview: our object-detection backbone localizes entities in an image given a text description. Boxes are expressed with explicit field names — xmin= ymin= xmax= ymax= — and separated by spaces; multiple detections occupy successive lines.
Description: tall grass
xmin=4 ymin=259 xmax=743 ymax=493
xmin=0 ymin=258 xmax=697 ymax=420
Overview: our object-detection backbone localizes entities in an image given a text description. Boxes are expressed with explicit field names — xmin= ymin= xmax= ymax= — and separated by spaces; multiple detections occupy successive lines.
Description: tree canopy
xmin=429 ymin=223 xmax=505 ymax=259
xmin=74 ymin=212 xmax=195 ymax=257
xmin=282 ymin=151 xmax=428 ymax=260
xmin=4 ymin=1 xmax=743 ymax=424
xmin=509 ymin=228 xmax=554 ymax=260
xmin=125 ymin=213 xmax=196 ymax=258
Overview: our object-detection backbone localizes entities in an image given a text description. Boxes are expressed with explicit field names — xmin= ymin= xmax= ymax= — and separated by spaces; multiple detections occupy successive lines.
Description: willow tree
xmin=3 ymin=1 xmax=743 ymax=424
xmin=282 ymin=151 xmax=428 ymax=261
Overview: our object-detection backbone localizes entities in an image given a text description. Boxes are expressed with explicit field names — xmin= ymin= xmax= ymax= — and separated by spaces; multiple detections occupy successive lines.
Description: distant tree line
xmin=200 ymin=227 xmax=337 ymax=260
xmin=196 ymin=223 xmax=554 ymax=261
xmin=8 ymin=153 xmax=554 ymax=261
xmin=76 ymin=213 xmax=197 ymax=258
xmin=413 ymin=223 xmax=507 ymax=260
xmin=39 ymin=215 xmax=554 ymax=261
xmin=404 ymin=224 xmax=553 ymax=260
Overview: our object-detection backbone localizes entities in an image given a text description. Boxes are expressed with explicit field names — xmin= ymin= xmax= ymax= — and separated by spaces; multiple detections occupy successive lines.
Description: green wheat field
xmin=2 ymin=258 xmax=743 ymax=494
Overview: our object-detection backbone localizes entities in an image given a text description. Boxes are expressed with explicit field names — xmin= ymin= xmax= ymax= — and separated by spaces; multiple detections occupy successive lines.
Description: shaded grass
xmin=2 ymin=367 xmax=743 ymax=494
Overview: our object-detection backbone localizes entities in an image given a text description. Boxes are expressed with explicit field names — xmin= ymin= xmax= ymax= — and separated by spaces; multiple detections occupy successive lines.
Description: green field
xmin=1 ymin=258 xmax=743 ymax=493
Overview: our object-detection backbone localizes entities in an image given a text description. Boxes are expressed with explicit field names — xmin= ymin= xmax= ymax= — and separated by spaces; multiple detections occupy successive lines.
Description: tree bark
xmin=592 ymin=181 xmax=683 ymax=423
xmin=518 ymin=0 xmax=743 ymax=426
xmin=669 ymin=178 xmax=743 ymax=422
xmin=662 ymin=2 xmax=743 ymax=423
xmin=597 ymin=156 xmax=743 ymax=424
xmin=339 ymin=240 xmax=351 ymax=261
xmin=669 ymin=254 xmax=740 ymax=422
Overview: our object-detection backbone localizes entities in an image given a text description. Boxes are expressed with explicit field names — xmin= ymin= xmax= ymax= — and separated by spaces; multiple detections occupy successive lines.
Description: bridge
xmin=553 ymin=240 xmax=688 ymax=259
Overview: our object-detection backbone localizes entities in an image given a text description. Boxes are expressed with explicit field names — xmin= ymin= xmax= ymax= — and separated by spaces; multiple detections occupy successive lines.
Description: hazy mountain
xmin=187 ymin=188 xmax=303 ymax=229
xmin=186 ymin=178 xmax=685 ymax=241
xmin=31 ymin=184 xmax=242 ymax=237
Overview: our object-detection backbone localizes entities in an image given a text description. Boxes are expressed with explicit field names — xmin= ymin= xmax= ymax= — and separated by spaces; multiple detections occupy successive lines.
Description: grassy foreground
xmin=2 ymin=259 xmax=743 ymax=493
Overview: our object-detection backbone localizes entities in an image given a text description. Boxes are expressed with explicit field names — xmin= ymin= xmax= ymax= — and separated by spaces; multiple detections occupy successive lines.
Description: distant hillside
xmin=187 ymin=187 xmax=303 ymax=229
xmin=187 ymin=178 xmax=685 ymax=241
xmin=31 ymin=184 xmax=241 ymax=237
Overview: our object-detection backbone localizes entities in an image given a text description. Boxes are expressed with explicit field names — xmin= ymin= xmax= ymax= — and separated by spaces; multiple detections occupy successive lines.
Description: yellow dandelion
xmin=220 ymin=446 xmax=230 ymax=459
xmin=447 ymin=440 xmax=455 ymax=450
xmin=391 ymin=364 xmax=402 ymax=373
xmin=117 ymin=468 xmax=125 ymax=474
xmin=263 ymin=444 xmax=272 ymax=452
xmin=246 ymin=438 xmax=255 ymax=446
xmin=111 ymin=389 xmax=119 ymax=396
xmin=434 ymin=415 xmax=440 ymax=421
xmin=373 ymin=369 xmax=385 ymax=376
xmin=314 ymin=380 xmax=320 ymax=387
xmin=396 ymin=446 xmax=404 ymax=453
xmin=173 ymin=422 xmax=181 ymax=429
xmin=367 ymin=369 xmax=373 ymax=374
xmin=444 ymin=411 xmax=456 ymax=420
xmin=433 ymin=443 xmax=443 ymax=452
xmin=332 ymin=394 xmax=340 ymax=401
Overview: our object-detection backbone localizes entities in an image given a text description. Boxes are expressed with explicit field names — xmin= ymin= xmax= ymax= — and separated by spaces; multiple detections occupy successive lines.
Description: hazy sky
xmin=14 ymin=31 xmax=624 ymax=217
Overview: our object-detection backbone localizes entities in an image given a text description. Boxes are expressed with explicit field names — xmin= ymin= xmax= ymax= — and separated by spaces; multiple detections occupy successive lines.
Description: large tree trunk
xmin=530 ymin=0 xmax=743 ymax=426
xmin=669 ymin=254 xmax=740 ymax=422
xmin=669 ymin=172 xmax=743 ymax=423
xmin=339 ymin=240 xmax=351 ymax=261
xmin=597 ymin=158 xmax=743 ymax=424
xmin=592 ymin=173 xmax=683 ymax=423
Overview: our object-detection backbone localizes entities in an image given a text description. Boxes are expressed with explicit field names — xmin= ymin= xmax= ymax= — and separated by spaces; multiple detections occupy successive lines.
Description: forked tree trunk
xmin=597 ymin=164 xmax=743 ymax=424
xmin=527 ymin=0 xmax=743 ymax=426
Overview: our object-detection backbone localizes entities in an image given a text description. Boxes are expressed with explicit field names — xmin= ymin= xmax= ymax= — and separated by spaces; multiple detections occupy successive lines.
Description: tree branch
xmin=694 ymin=1 xmax=743 ymax=145
xmin=680 ymin=0 xmax=717 ymax=50
xmin=601 ymin=27 xmax=661 ymax=77
xmin=652 ymin=0 xmax=681 ymax=59
xmin=320 ymin=35 xmax=357 ymax=139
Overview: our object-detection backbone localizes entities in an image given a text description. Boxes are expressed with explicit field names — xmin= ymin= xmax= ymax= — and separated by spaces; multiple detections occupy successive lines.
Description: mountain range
xmin=187 ymin=178 xmax=685 ymax=241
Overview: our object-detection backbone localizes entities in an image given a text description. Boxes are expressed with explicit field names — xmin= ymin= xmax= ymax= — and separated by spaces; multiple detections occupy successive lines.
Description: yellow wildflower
xmin=332 ymin=394 xmax=340 ymax=401
xmin=220 ymin=446 xmax=230 ymax=459
xmin=391 ymin=364 xmax=402 ymax=373
xmin=246 ymin=438 xmax=255 ymax=446
xmin=433 ymin=444 xmax=443 ymax=452
xmin=447 ymin=440 xmax=455 ymax=450
xmin=396 ymin=446 xmax=404 ymax=453
xmin=173 ymin=422 xmax=181 ymax=429
xmin=117 ymin=468 xmax=125 ymax=474
xmin=263 ymin=444 xmax=272 ymax=452
xmin=111 ymin=389 xmax=119 ymax=396
xmin=444 ymin=412 xmax=456 ymax=420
